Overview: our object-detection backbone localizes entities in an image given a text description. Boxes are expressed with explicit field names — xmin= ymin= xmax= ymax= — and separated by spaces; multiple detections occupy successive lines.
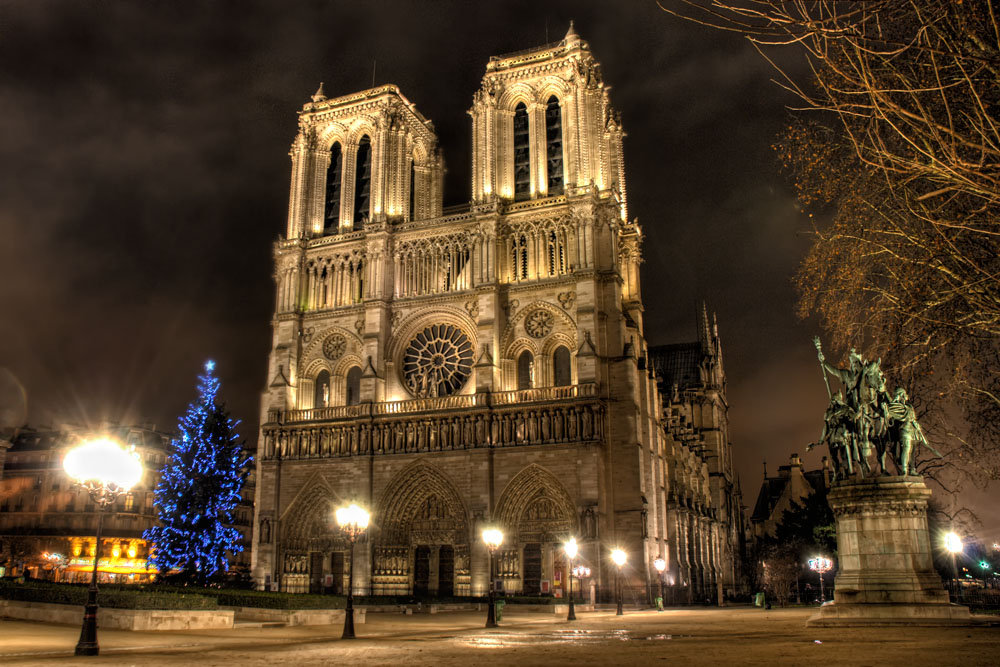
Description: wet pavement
xmin=1 ymin=606 xmax=998 ymax=666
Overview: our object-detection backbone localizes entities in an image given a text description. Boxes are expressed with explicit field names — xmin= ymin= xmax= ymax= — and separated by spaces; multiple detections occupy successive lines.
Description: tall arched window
xmin=513 ymin=103 xmax=530 ymax=201
xmin=545 ymin=96 xmax=563 ymax=195
xmin=346 ymin=366 xmax=362 ymax=406
xmin=354 ymin=135 xmax=372 ymax=227
xmin=324 ymin=142 xmax=342 ymax=233
xmin=553 ymin=346 xmax=571 ymax=387
xmin=409 ymin=158 xmax=417 ymax=221
xmin=315 ymin=370 xmax=331 ymax=409
xmin=512 ymin=234 xmax=528 ymax=280
xmin=517 ymin=350 xmax=534 ymax=390
xmin=546 ymin=231 xmax=565 ymax=276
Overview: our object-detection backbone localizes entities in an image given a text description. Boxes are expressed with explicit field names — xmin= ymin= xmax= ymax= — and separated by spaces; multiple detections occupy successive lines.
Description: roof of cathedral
xmin=648 ymin=342 xmax=703 ymax=391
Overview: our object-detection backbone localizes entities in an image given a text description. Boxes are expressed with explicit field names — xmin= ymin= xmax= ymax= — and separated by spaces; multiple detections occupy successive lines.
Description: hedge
xmin=0 ymin=581 xmax=217 ymax=610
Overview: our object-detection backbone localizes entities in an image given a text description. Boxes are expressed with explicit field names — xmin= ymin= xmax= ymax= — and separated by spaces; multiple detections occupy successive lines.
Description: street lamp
xmin=653 ymin=557 xmax=666 ymax=611
xmin=808 ymin=556 xmax=833 ymax=603
xmin=335 ymin=503 xmax=370 ymax=640
xmin=482 ymin=528 xmax=503 ymax=628
xmin=945 ymin=531 xmax=963 ymax=603
xmin=63 ymin=437 xmax=142 ymax=657
xmin=611 ymin=548 xmax=627 ymax=616
xmin=564 ymin=538 xmax=578 ymax=621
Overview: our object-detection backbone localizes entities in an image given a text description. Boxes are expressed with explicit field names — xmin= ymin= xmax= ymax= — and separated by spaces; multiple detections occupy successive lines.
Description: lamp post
xmin=335 ymin=503 xmax=370 ymax=640
xmin=611 ymin=548 xmax=627 ymax=616
xmin=945 ymin=531 xmax=963 ymax=603
xmin=653 ymin=557 xmax=666 ymax=611
xmin=63 ymin=437 xmax=143 ymax=657
xmin=807 ymin=556 xmax=833 ymax=603
xmin=564 ymin=538 xmax=578 ymax=621
xmin=482 ymin=528 xmax=503 ymax=628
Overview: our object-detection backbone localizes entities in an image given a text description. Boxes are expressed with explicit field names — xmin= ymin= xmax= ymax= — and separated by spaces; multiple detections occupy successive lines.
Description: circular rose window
xmin=402 ymin=324 xmax=474 ymax=398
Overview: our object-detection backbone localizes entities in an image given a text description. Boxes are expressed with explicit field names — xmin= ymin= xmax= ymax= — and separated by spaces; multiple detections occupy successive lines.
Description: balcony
xmin=271 ymin=383 xmax=597 ymax=424
xmin=261 ymin=384 xmax=603 ymax=461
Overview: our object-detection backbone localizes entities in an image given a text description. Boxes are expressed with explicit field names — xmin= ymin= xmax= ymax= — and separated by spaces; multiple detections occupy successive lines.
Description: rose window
xmin=525 ymin=310 xmax=554 ymax=338
xmin=402 ymin=324 xmax=474 ymax=398
xmin=323 ymin=333 xmax=347 ymax=360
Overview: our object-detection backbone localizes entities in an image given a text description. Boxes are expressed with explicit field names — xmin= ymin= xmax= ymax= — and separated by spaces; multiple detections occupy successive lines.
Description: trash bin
xmin=753 ymin=592 xmax=765 ymax=607
xmin=495 ymin=599 xmax=505 ymax=622
xmin=655 ymin=596 xmax=664 ymax=611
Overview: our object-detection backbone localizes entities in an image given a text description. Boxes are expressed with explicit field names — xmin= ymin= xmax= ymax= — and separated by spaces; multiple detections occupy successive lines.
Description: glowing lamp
xmin=944 ymin=532 xmax=963 ymax=554
xmin=654 ymin=557 xmax=666 ymax=573
xmin=564 ymin=537 xmax=578 ymax=560
xmin=482 ymin=528 xmax=503 ymax=552
xmin=611 ymin=548 xmax=627 ymax=567
xmin=335 ymin=503 xmax=370 ymax=537
xmin=64 ymin=438 xmax=142 ymax=491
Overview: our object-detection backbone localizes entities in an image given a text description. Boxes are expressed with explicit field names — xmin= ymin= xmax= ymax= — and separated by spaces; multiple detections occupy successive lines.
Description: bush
xmin=0 ymin=580 xmax=217 ymax=610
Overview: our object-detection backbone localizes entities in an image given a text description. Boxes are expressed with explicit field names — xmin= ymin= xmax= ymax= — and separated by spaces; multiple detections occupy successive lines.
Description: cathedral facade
xmin=251 ymin=26 xmax=742 ymax=601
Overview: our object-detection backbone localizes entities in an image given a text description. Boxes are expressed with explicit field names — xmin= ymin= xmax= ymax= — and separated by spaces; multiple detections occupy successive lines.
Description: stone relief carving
xmin=354 ymin=319 xmax=365 ymax=334
xmin=323 ymin=333 xmax=347 ymax=360
xmin=465 ymin=300 xmax=480 ymax=319
xmin=557 ymin=291 xmax=576 ymax=310
xmin=525 ymin=310 xmax=554 ymax=338
xmin=302 ymin=327 xmax=315 ymax=344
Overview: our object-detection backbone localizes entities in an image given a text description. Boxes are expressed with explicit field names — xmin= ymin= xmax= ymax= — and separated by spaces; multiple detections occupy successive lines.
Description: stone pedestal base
xmin=807 ymin=476 xmax=971 ymax=626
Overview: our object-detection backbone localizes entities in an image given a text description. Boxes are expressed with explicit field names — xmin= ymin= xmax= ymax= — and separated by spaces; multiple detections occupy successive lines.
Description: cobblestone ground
xmin=1 ymin=606 xmax=998 ymax=667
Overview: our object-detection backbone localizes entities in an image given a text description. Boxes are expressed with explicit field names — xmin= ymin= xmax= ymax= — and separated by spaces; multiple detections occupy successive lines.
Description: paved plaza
xmin=1 ymin=606 xmax=997 ymax=666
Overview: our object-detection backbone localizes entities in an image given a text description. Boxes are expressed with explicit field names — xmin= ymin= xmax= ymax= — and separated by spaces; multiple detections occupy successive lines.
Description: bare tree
xmin=665 ymin=1 xmax=1000 ymax=491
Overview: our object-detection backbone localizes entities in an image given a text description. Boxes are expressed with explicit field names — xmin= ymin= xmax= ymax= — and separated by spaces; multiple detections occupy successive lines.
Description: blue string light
xmin=143 ymin=360 xmax=252 ymax=584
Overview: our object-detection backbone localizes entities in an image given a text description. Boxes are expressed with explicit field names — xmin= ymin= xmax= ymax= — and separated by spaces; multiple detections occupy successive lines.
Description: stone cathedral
xmin=251 ymin=25 xmax=744 ymax=602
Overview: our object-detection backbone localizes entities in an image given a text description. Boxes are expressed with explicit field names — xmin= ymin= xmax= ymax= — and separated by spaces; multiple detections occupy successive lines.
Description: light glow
xmin=335 ymin=503 xmax=371 ymax=530
xmin=482 ymin=528 xmax=503 ymax=551
xmin=63 ymin=438 xmax=143 ymax=490
xmin=611 ymin=548 xmax=627 ymax=567
xmin=945 ymin=532 xmax=963 ymax=554
xmin=653 ymin=557 xmax=666 ymax=573
xmin=564 ymin=537 xmax=578 ymax=560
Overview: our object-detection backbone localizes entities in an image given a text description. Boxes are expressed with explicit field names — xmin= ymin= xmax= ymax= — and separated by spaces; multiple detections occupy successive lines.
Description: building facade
xmin=252 ymin=26 xmax=743 ymax=601
xmin=649 ymin=308 xmax=746 ymax=602
xmin=750 ymin=453 xmax=830 ymax=539
xmin=0 ymin=424 xmax=254 ymax=582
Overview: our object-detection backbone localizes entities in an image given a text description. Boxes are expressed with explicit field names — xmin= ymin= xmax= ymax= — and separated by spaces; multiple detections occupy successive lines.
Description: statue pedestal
xmin=807 ymin=476 xmax=971 ymax=626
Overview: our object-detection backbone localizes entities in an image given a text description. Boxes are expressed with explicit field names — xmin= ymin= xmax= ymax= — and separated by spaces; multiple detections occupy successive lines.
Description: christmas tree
xmin=144 ymin=360 xmax=251 ymax=585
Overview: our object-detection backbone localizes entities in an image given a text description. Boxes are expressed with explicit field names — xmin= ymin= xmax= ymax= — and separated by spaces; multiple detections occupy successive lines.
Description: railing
xmin=272 ymin=383 xmax=599 ymax=424
xmin=285 ymin=404 xmax=371 ymax=422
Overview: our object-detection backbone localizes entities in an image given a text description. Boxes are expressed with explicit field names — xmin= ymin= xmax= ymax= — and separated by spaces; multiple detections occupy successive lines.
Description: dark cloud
xmin=1 ymin=1 xmax=990 ymax=526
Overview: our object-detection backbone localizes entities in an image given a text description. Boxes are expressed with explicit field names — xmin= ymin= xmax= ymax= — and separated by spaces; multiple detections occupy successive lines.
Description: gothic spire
xmin=311 ymin=82 xmax=327 ymax=103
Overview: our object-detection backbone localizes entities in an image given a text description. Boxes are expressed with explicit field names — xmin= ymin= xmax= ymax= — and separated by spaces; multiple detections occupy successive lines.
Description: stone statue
xmin=811 ymin=337 xmax=941 ymax=478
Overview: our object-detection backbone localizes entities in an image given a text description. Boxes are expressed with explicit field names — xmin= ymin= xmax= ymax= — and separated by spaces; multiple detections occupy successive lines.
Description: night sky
xmin=1 ymin=1 xmax=991 ymax=531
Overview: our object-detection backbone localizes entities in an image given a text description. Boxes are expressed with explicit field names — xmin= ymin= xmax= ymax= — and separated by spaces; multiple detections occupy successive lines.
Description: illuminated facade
xmin=0 ymin=424 xmax=254 ymax=582
xmin=252 ymin=25 xmax=743 ymax=600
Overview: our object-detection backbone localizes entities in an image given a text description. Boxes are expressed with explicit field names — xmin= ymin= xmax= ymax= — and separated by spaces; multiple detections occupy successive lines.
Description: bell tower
xmin=469 ymin=22 xmax=627 ymax=221
xmin=286 ymin=84 xmax=444 ymax=240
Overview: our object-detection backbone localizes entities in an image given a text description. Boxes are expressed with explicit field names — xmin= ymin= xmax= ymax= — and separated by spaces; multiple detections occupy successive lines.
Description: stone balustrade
xmin=261 ymin=387 xmax=603 ymax=461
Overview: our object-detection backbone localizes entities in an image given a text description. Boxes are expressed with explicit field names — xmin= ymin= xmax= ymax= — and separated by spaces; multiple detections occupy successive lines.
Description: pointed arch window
xmin=511 ymin=234 xmax=528 ymax=281
xmin=324 ymin=142 xmax=343 ymax=233
xmin=513 ymin=103 xmax=530 ymax=201
xmin=354 ymin=135 xmax=372 ymax=227
xmin=553 ymin=346 xmax=571 ymax=387
xmin=546 ymin=231 xmax=565 ymax=276
xmin=315 ymin=370 xmax=331 ymax=409
xmin=346 ymin=366 xmax=362 ymax=406
xmin=545 ymin=96 xmax=563 ymax=195
xmin=517 ymin=350 xmax=534 ymax=390
xmin=409 ymin=158 xmax=417 ymax=221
